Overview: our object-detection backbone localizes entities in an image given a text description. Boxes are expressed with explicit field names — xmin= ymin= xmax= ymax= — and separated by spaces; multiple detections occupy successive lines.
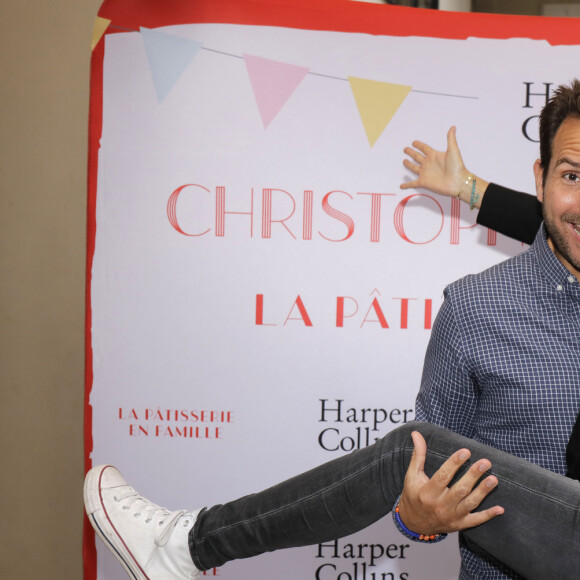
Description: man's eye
xmin=564 ymin=172 xmax=580 ymax=182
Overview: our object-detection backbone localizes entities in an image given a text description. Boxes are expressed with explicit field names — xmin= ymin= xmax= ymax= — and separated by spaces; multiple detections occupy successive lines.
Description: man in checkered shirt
xmin=405 ymin=81 xmax=580 ymax=578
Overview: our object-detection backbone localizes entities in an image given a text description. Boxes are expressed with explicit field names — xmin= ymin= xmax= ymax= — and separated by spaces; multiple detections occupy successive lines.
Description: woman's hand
xmin=401 ymin=126 xmax=488 ymax=208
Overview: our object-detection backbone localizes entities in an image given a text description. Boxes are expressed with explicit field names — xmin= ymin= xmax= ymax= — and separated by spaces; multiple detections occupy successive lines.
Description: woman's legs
xmin=190 ymin=421 xmax=580 ymax=579
xmin=189 ymin=420 xmax=410 ymax=569
xmin=85 ymin=421 xmax=580 ymax=579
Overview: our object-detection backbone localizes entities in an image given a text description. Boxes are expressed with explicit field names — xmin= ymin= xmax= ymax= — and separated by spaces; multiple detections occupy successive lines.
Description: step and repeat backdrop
xmin=84 ymin=1 xmax=580 ymax=578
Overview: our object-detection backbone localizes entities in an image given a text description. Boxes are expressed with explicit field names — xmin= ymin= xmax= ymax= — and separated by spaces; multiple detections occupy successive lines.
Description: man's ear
xmin=533 ymin=159 xmax=544 ymax=203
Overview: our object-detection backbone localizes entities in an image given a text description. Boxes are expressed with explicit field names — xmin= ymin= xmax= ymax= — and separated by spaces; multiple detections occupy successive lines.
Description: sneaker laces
xmin=114 ymin=487 xmax=189 ymax=547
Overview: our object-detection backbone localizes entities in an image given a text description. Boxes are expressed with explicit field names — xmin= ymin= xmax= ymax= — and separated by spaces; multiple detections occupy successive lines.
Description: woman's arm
xmin=476 ymin=183 xmax=542 ymax=245
xmin=401 ymin=126 xmax=541 ymax=244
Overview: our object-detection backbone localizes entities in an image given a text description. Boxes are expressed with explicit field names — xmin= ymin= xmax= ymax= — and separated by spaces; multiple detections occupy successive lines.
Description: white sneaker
xmin=84 ymin=464 xmax=201 ymax=580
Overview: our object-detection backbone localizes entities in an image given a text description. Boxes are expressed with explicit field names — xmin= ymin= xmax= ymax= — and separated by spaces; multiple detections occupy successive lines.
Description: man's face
xmin=534 ymin=115 xmax=580 ymax=281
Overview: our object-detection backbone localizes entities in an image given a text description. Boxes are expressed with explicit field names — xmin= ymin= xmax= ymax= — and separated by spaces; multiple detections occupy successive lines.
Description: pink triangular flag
xmin=243 ymin=54 xmax=309 ymax=128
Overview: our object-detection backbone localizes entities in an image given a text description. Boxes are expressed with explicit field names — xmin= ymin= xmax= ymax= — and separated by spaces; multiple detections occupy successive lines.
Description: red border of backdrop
xmin=83 ymin=1 xmax=580 ymax=577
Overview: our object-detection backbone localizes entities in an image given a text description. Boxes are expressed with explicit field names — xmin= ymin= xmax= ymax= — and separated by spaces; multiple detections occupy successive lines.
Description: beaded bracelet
xmin=469 ymin=177 xmax=479 ymax=211
xmin=391 ymin=495 xmax=447 ymax=544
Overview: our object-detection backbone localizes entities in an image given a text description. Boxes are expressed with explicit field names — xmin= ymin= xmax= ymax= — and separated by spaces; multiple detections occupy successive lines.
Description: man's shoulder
xmin=444 ymin=248 xmax=536 ymax=303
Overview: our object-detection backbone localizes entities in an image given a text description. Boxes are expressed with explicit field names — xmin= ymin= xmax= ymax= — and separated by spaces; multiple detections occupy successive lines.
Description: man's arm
xmin=392 ymin=289 xmax=488 ymax=537
xmin=415 ymin=291 xmax=478 ymax=437
xmin=398 ymin=288 xmax=503 ymax=534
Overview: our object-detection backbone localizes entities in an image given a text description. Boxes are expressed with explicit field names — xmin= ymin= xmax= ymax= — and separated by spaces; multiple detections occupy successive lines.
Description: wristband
xmin=391 ymin=495 xmax=448 ymax=544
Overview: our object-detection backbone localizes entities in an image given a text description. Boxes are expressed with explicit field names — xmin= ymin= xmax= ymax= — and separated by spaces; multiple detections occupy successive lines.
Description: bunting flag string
xmin=93 ymin=20 xmax=476 ymax=145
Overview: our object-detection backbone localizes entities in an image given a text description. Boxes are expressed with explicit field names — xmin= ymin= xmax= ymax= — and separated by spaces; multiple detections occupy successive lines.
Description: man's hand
xmin=397 ymin=430 xmax=505 ymax=535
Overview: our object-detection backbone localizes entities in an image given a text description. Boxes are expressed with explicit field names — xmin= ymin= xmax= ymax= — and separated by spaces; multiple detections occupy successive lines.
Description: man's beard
xmin=543 ymin=208 xmax=580 ymax=273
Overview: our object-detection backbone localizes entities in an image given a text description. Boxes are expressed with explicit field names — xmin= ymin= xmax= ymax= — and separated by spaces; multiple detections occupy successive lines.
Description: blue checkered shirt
xmin=416 ymin=225 xmax=580 ymax=579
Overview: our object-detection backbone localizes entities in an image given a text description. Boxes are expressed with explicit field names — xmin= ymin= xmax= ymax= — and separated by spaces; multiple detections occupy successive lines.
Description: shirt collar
xmin=532 ymin=224 xmax=579 ymax=292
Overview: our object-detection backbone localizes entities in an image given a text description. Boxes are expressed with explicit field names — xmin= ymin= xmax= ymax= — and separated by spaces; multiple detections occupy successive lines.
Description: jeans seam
xmin=492 ymin=472 xmax=580 ymax=508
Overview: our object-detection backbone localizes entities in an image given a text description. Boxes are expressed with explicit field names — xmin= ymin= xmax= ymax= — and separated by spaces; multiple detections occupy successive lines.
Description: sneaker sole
xmin=84 ymin=465 xmax=150 ymax=580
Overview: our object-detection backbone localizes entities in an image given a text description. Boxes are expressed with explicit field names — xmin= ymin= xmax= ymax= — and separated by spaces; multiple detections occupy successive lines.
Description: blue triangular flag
xmin=140 ymin=27 xmax=202 ymax=103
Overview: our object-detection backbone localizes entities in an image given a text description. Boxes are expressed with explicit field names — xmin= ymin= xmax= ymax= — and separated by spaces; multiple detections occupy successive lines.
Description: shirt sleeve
xmin=476 ymin=183 xmax=542 ymax=245
xmin=415 ymin=289 xmax=478 ymax=438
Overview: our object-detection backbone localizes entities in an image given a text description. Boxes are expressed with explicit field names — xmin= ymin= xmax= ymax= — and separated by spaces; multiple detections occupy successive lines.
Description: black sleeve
xmin=476 ymin=183 xmax=542 ymax=245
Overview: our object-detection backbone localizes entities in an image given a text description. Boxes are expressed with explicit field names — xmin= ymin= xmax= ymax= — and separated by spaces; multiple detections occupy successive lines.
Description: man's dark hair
xmin=539 ymin=79 xmax=580 ymax=183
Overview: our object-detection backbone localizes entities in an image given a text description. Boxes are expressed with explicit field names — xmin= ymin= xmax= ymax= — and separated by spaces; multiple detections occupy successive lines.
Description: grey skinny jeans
xmin=189 ymin=421 xmax=580 ymax=579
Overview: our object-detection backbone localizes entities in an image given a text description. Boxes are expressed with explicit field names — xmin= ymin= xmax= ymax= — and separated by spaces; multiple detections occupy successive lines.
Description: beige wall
xmin=0 ymin=1 xmax=100 ymax=577
xmin=0 ymin=1 xmax=577 ymax=578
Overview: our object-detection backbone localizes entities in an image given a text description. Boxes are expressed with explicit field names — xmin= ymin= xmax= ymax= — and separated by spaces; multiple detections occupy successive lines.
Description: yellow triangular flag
xmin=348 ymin=77 xmax=411 ymax=147
xmin=92 ymin=17 xmax=111 ymax=51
